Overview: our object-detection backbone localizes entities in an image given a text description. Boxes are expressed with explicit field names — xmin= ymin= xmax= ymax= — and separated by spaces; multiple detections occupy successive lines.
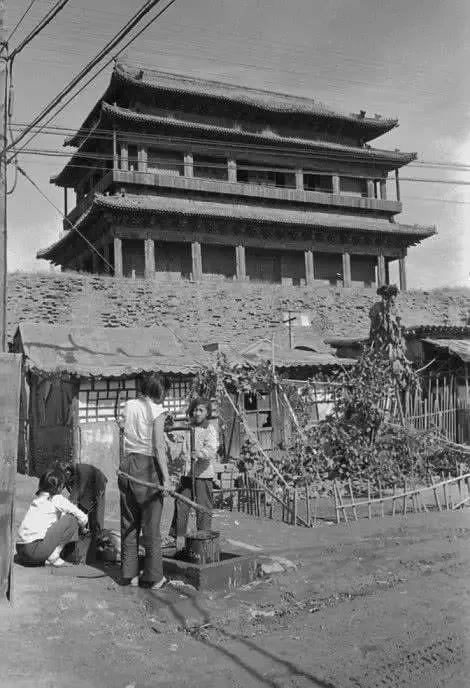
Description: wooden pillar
xmin=380 ymin=178 xmax=387 ymax=200
xmin=120 ymin=143 xmax=128 ymax=171
xmin=332 ymin=175 xmax=340 ymax=195
xmin=191 ymin=241 xmax=202 ymax=280
xmin=399 ymin=256 xmax=407 ymax=291
xmin=295 ymin=169 xmax=304 ymax=191
xmin=228 ymin=158 xmax=237 ymax=183
xmin=377 ymin=254 xmax=386 ymax=286
xmin=395 ymin=169 xmax=401 ymax=201
xmin=64 ymin=187 xmax=68 ymax=216
xmin=236 ymin=245 xmax=246 ymax=280
xmin=144 ymin=238 xmax=155 ymax=280
xmin=342 ymin=252 xmax=351 ymax=287
xmin=113 ymin=127 xmax=118 ymax=170
xmin=138 ymin=146 xmax=147 ymax=172
xmin=304 ymin=249 xmax=314 ymax=285
xmin=114 ymin=237 xmax=123 ymax=277
xmin=367 ymin=179 xmax=375 ymax=198
xmin=102 ymin=242 xmax=111 ymax=274
xmin=184 ymin=152 xmax=194 ymax=178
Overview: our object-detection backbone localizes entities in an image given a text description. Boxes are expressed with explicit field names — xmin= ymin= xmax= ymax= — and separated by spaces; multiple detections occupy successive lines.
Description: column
xmin=102 ymin=242 xmax=111 ymax=274
xmin=113 ymin=237 xmax=123 ymax=277
xmin=138 ymin=146 xmax=147 ymax=172
xmin=380 ymin=178 xmax=387 ymax=200
xmin=395 ymin=169 xmax=401 ymax=201
xmin=399 ymin=256 xmax=407 ymax=291
xmin=377 ymin=254 xmax=386 ymax=286
xmin=332 ymin=175 xmax=340 ymax=195
xmin=144 ymin=238 xmax=155 ymax=280
xmin=184 ymin=152 xmax=194 ymax=178
xmin=120 ymin=143 xmax=128 ymax=171
xmin=64 ymin=187 xmax=68 ymax=216
xmin=295 ymin=169 xmax=304 ymax=191
xmin=191 ymin=241 xmax=202 ymax=280
xmin=113 ymin=127 xmax=118 ymax=170
xmin=227 ymin=158 xmax=237 ymax=183
xmin=342 ymin=252 xmax=351 ymax=287
xmin=304 ymin=249 xmax=314 ymax=285
xmin=367 ymin=179 xmax=375 ymax=198
xmin=235 ymin=245 xmax=246 ymax=280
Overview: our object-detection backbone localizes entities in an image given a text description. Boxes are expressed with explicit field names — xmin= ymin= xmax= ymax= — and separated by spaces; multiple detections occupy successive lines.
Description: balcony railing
xmin=64 ymin=168 xmax=402 ymax=227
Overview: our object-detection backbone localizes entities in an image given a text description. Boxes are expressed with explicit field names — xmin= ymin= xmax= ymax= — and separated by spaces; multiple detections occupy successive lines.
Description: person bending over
xmin=119 ymin=373 xmax=171 ymax=589
xmin=169 ymin=397 xmax=218 ymax=550
xmin=16 ymin=470 xmax=88 ymax=568
xmin=58 ymin=461 xmax=107 ymax=563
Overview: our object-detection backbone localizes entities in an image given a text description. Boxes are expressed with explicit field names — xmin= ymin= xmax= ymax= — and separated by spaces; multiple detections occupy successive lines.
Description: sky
xmin=6 ymin=0 xmax=470 ymax=289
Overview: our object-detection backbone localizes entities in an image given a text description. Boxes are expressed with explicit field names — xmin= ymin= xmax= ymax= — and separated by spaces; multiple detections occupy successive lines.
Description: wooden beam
xmin=235 ymin=244 xmax=246 ymax=280
xmin=380 ymin=178 xmax=387 ymax=200
xmin=395 ymin=168 xmax=401 ymax=201
xmin=332 ymin=175 xmax=340 ymax=195
xmin=399 ymin=256 xmax=407 ymax=291
xmin=144 ymin=238 xmax=155 ymax=280
xmin=304 ymin=249 xmax=314 ymax=285
xmin=138 ymin=146 xmax=147 ymax=172
xmin=342 ymin=252 xmax=351 ymax=287
xmin=113 ymin=127 xmax=118 ymax=170
xmin=227 ymin=158 xmax=237 ymax=183
xmin=184 ymin=152 xmax=194 ymax=178
xmin=191 ymin=241 xmax=202 ymax=280
xmin=367 ymin=179 xmax=375 ymax=198
xmin=295 ymin=169 xmax=304 ymax=190
xmin=114 ymin=237 xmax=123 ymax=277
xmin=120 ymin=143 xmax=128 ymax=171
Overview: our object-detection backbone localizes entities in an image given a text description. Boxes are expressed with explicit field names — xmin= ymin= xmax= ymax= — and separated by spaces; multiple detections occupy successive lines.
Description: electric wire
xmin=6 ymin=0 xmax=39 ymax=43
xmin=10 ymin=0 xmax=72 ymax=59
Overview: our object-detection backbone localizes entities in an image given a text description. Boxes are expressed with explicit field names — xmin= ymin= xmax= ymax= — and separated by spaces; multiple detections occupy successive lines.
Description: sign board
xmin=0 ymin=354 xmax=22 ymax=603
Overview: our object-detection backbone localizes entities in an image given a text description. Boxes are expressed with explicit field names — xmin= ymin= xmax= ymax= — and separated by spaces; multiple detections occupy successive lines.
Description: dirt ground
xmin=1 ymin=474 xmax=470 ymax=688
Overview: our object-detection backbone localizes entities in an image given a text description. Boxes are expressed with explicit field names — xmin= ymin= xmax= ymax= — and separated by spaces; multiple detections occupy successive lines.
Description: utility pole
xmin=0 ymin=0 xmax=7 ymax=352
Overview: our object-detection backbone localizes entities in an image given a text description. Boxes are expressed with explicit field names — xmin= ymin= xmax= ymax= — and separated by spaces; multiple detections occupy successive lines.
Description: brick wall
xmin=7 ymin=272 xmax=470 ymax=348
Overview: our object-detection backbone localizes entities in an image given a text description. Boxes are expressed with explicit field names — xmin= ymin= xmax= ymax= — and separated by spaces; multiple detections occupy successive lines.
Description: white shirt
xmin=183 ymin=423 xmax=219 ymax=479
xmin=123 ymin=397 xmax=165 ymax=456
xmin=17 ymin=492 xmax=88 ymax=544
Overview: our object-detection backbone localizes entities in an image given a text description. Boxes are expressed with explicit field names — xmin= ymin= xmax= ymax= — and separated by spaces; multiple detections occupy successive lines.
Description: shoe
xmin=45 ymin=557 xmax=71 ymax=568
xmin=121 ymin=575 xmax=139 ymax=587
xmin=140 ymin=576 xmax=167 ymax=590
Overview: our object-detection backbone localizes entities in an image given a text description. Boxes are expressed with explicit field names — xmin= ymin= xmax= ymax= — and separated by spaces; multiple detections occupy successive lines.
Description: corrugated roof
xmin=423 ymin=338 xmax=470 ymax=363
xmin=15 ymin=323 xmax=208 ymax=376
xmin=66 ymin=62 xmax=399 ymax=147
xmin=37 ymin=193 xmax=436 ymax=260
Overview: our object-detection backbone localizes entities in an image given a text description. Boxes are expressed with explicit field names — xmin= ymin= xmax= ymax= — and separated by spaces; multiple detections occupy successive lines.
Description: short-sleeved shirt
xmin=17 ymin=492 xmax=88 ymax=544
xmin=123 ymin=397 xmax=165 ymax=456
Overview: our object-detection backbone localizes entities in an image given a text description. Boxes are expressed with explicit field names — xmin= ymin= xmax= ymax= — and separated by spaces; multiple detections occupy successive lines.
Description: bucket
xmin=185 ymin=530 xmax=220 ymax=565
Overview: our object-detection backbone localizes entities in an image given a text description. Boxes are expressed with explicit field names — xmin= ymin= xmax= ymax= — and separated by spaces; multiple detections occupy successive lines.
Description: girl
xmin=119 ymin=372 xmax=171 ymax=589
xmin=169 ymin=397 xmax=218 ymax=550
xmin=16 ymin=470 xmax=88 ymax=567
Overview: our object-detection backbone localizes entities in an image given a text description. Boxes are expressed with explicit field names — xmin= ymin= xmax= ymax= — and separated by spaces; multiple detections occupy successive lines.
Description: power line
xmin=8 ymin=0 xmax=175 ymax=153
xmin=8 ymin=0 xmax=178 ymax=160
xmin=10 ymin=0 xmax=71 ymax=59
xmin=6 ymin=0 xmax=39 ymax=43
xmin=17 ymin=165 xmax=114 ymax=272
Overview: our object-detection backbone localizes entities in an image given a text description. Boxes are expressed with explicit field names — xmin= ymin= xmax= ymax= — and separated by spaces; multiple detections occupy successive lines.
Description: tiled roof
xmin=7 ymin=274 xmax=470 ymax=352
xmin=53 ymin=103 xmax=414 ymax=186
xmin=65 ymin=62 xmax=399 ymax=147
xmin=37 ymin=193 xmax=436 ymax=260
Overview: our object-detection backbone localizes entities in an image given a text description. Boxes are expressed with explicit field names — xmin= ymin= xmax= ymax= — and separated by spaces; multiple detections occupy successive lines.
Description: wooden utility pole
xmin=0 ymin=1 xmax=7 ymax=352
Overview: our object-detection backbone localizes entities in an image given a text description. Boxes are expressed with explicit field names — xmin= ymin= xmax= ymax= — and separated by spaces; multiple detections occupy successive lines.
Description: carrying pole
xmin=190 ymin=425 xmax=196 ymax=501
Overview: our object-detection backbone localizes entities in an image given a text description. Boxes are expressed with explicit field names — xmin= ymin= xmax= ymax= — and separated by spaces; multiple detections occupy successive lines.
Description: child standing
xmin=16 ymin=470 xmax=88 ymax=567
xmin=169 ymin=398 xmax=218 ymax=550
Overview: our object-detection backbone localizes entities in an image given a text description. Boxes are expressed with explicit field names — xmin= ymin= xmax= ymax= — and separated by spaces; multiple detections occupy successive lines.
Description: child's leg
xmin=195 ymin=479 xmax=213 ymax=532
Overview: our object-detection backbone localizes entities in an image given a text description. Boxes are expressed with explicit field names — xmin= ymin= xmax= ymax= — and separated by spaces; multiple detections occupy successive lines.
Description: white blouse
xmin=17 ymin=492 xmax=88 ymax=544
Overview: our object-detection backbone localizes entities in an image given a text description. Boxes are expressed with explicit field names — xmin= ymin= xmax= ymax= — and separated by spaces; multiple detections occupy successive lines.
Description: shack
xmin=13 ymin=323 xmax=208 ymax=484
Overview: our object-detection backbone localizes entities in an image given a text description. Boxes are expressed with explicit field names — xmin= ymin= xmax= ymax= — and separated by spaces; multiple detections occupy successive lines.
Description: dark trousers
xmin=16 ymin=514 xmax=79 ymax=564
xmin=170 ymin=477 xmax=213 ymax=538
xmin=118 ymin=452 xmax=163 ymax=583
xmin=77 ymin=491 xmax=105 ymax=563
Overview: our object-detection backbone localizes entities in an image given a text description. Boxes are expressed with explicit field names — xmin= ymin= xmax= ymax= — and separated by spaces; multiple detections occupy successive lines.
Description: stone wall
xmin=7 ymin=271 xmax=470 ymax=348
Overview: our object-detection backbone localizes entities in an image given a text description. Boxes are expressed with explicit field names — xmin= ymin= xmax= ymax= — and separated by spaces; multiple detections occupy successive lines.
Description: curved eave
xmin=37 ymin=194 xmax=436 ymax=262
xmin=65 ymin=61 xmax=399 ymax=147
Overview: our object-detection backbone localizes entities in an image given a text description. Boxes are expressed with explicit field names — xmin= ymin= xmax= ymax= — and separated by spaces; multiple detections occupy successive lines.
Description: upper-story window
xmin=147 ymin=148 xmax=183 ymax=176
xmin=340 ymin=176 xmax=368 ymax=197
xmin=237 ymin=162 xmax=295 ymax=189
xmin=304 ymin=174 xmax=333 ymax=193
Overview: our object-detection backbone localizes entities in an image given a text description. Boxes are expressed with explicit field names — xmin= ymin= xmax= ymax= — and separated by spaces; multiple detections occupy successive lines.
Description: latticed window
xmin=164 ymin=377 xmax=193 ymax=417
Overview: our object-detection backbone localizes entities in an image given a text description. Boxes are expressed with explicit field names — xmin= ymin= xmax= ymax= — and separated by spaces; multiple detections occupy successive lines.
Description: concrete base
xmin=162 ymin=551 xmax=260 ymax=592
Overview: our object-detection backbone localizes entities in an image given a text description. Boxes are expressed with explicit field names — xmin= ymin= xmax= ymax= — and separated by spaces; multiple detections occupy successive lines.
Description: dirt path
xmin=2 ymin=476 xmax=470 ymax=687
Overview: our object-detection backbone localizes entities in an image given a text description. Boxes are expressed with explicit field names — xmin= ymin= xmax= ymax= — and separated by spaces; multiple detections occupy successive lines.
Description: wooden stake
xmin=333 ymin=480 xmax=341 ymax=524
xmin=392 ymin=484 xmax=397 ymax=517
xmin=348 ymin=477 xmax=358 ymax=521
xmin=431 ymin=475 xmax=442 ymax=512
xmin=335 ymin=481 xmax=348 ymax=524
xmin=305 ymin=484 xmax=311 ymax=527
xmin=378 ymin=478 xmax=384 ymax=518
xmin=442 ymin=472 xmax=449 ymax=510
xmin=403 ymin=479 xmax=407 ymax=515
xmin=293 ymin=488 xmax=298 ymax=526
xmin=367 ymin=480 xmax=372 ymax=519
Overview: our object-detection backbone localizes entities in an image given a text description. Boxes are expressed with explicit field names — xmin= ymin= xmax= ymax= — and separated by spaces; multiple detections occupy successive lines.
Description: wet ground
xmin=1 ymin=474 xmax=469 ymax=687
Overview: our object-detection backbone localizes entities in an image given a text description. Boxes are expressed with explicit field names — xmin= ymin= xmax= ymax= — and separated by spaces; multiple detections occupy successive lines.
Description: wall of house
xmin=202 ymin=244 xmax=236 ymax=278
xmin=154 ymin=241 xmax=192 ymax=279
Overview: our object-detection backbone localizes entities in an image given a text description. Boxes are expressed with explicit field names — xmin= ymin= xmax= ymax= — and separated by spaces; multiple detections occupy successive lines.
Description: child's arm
xmin=195 ymin=425 xmax=218 ymax=462
xmin=52 ymin=494 xmax=88 ymax=526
